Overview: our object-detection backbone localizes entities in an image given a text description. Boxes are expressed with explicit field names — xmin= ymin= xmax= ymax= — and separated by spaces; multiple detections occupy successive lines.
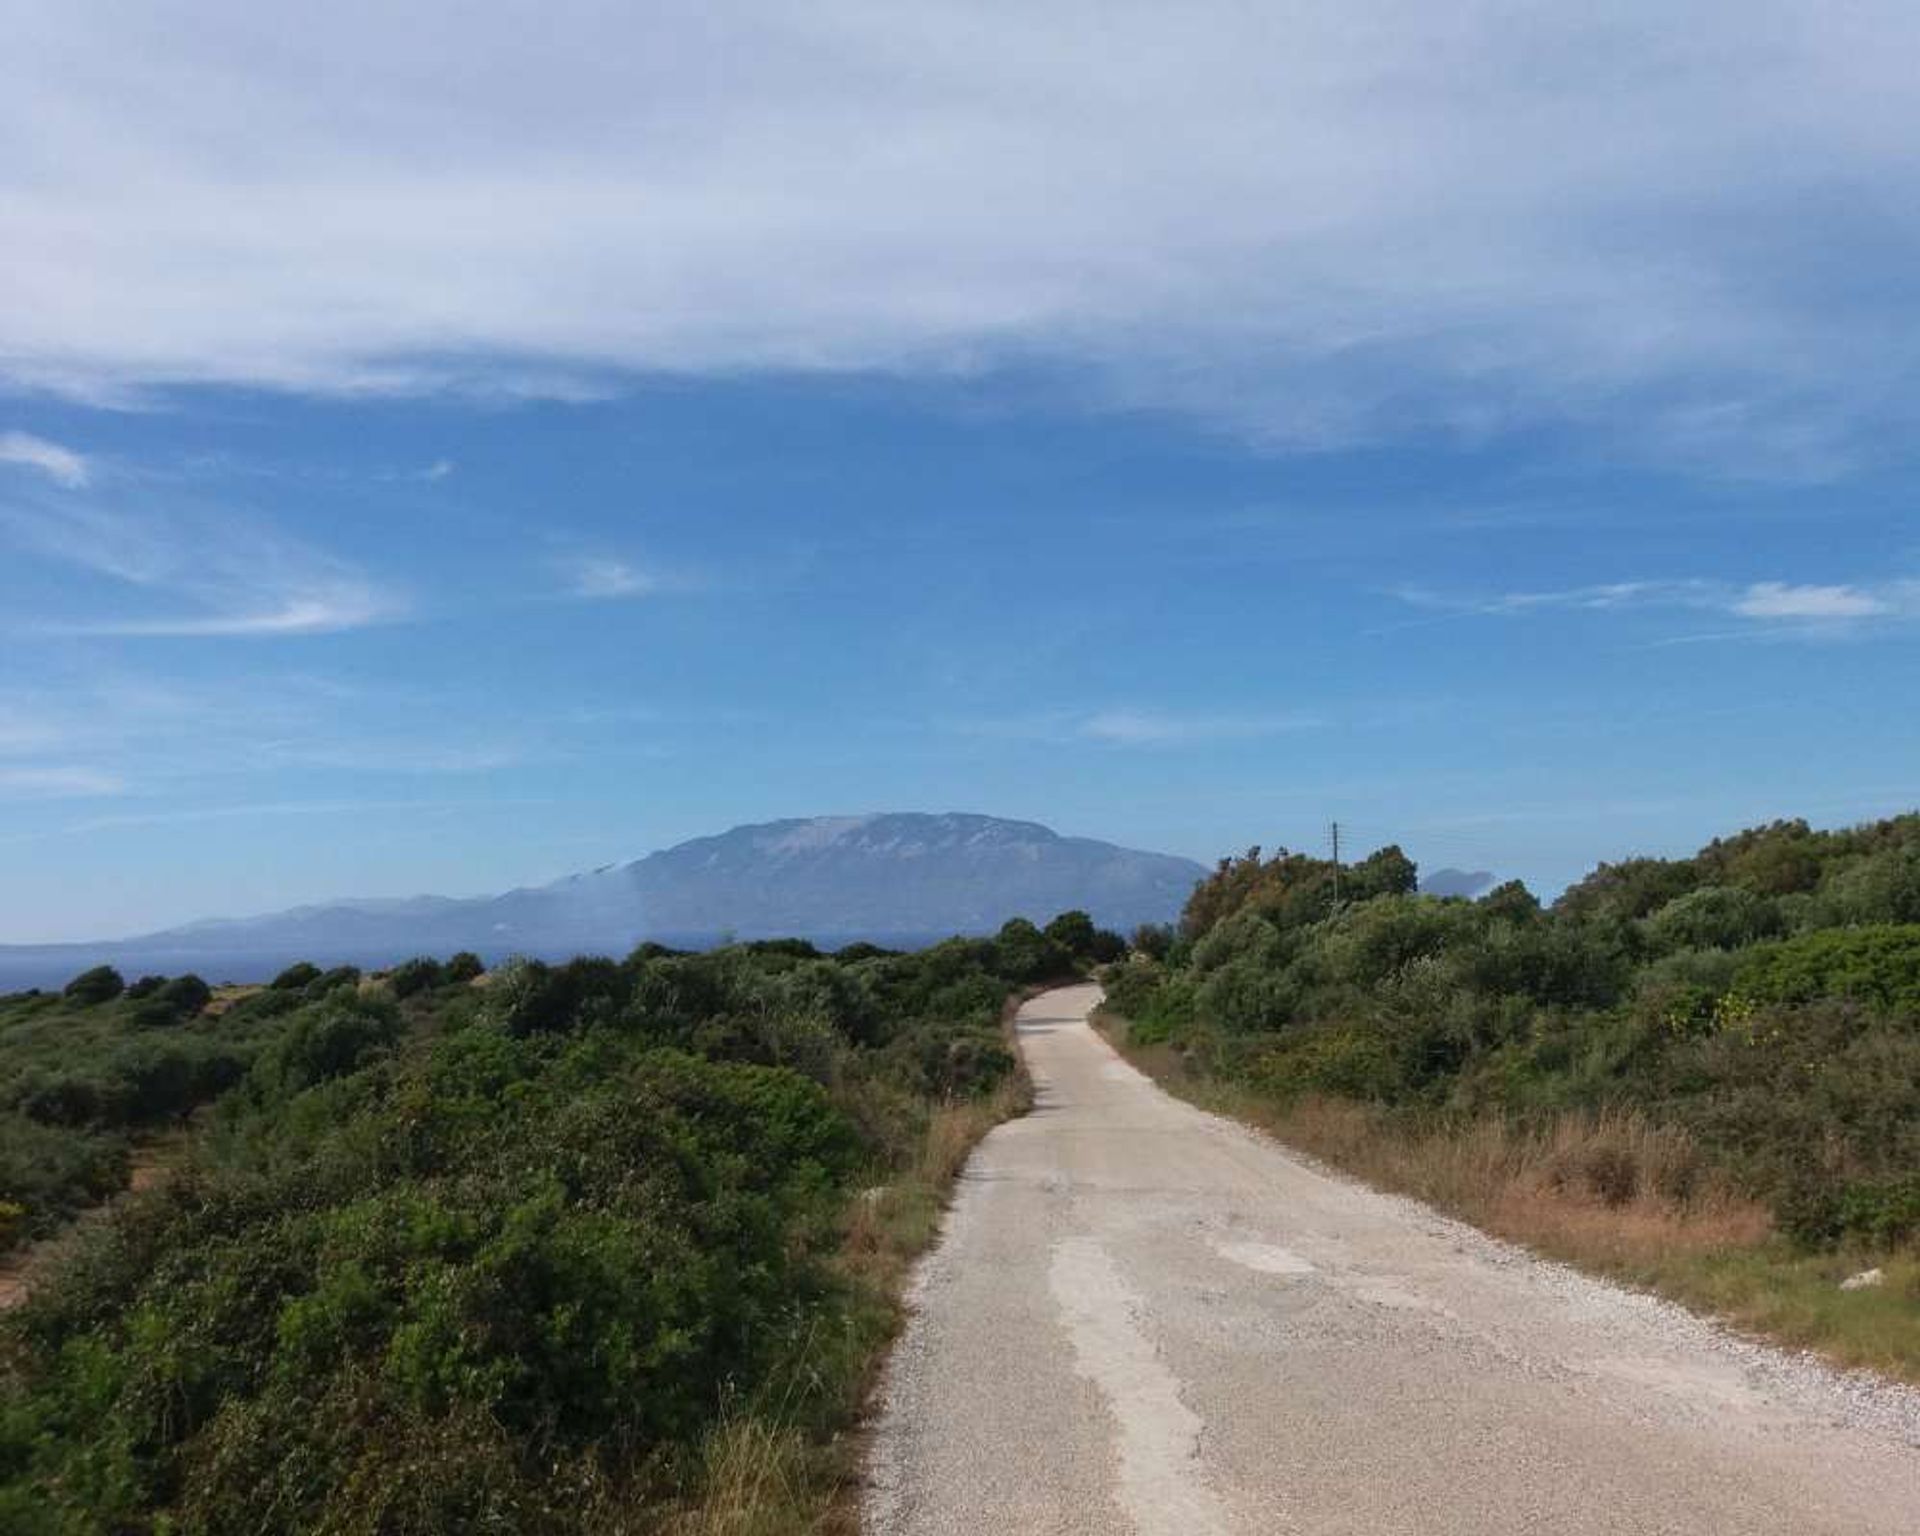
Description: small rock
xmin=1838 ymin=1267 xmax=1884 ymax=1292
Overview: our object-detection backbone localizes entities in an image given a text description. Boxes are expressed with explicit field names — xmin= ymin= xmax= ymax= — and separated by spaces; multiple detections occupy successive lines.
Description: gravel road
xmin=863 ymin=984 xmax=1920 ymax=1535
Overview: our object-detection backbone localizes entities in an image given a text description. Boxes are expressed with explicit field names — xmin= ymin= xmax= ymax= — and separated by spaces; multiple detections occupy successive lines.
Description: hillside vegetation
xmin=1104 ymin=814 xmax=1920 ymax=1371
xmin=0 ymin=915 xmax=1103 ymax=1534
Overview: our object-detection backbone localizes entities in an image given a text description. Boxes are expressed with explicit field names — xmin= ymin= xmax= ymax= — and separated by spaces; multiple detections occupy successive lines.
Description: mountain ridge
xmin=0 ymin=813 xmax=1205 ymax=986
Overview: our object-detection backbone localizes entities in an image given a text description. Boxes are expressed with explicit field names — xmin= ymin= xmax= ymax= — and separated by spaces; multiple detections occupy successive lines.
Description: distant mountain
xmin=0 ymin=814 xmax=1206 ymax=987
xmin=1421 ymin=867 xmax=1496 ymax=899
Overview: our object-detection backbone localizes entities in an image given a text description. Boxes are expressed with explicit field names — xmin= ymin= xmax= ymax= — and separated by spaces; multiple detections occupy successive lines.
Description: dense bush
xmin=154 ymin=974 xmax=212 ymax=1016
xmin=1645 ymin=886 xmax=1781 ymax=953
xmin=0 ymin=1118 xmax=127 ymax=1246
xmin=62 ymin=966 xmax=124 ymax=1006
xmin=0 ymin=924 xmax=1066 ymax=1532
xmin=992 ymin=917 xmax=1071 ymax=983
xmin=1108 ymin=813 xmax=1920 ymax=1250
xmin=386 ymin=956 xmax=446 ymax=998
xmin=1043 ymin=908 xmax=1095 ymax=954
xmin=1732 ymin=926 xmax=1920 ymax=1015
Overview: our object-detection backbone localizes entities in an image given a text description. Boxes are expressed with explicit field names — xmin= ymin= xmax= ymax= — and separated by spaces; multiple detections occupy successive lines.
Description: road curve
xmin=863 ymin=984 xmax=1920 ymax=1535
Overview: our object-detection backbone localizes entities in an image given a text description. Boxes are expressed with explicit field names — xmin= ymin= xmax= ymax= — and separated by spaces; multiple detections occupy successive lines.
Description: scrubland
xmin=0 ymin=919 xmax=1096 ymax=1534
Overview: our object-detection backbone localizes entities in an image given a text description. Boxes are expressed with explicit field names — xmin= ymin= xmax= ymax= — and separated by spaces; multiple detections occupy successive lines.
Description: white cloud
xmin=1 ymin=497 xmax=400 ymax=637
xmin=0 ymin=431 xmax=89 ymax=487
xmin=557 ymin=556 xmax=657 ymax=601
xmin=1731 ymin=582 xmax=1890 ymax=620
xmin=7 ymin=4 xmax=1920 ymax=463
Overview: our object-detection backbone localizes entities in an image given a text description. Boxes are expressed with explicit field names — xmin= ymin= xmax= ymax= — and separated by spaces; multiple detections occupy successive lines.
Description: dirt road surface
xmin=864 ymin=984 xmax=1920 ymax=1535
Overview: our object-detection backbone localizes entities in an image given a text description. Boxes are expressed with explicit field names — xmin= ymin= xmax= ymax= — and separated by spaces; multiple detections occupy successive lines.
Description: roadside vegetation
xmin=0 ymin=914 xmax=1111 ymax=1534
xmin=1100 ymin=814 xmax=1920 ymax=1378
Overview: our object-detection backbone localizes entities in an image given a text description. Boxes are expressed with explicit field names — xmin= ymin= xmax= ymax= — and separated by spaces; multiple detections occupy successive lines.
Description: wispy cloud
xmin=0 ymin=765 xmax=125 ymax=798
xmin=554 ymin=556 xmax=658 ymax=601
xmin=9 ymin=6 xmax=1920 ymax=465
xmin=1079 ymin=709 xmax=1317 ymax=746
xmin=75 ymin=594 xmax=392 ymax=638
xmin=371 ymin=458 xmax=456 ymax=484
xmin=0 ymin=705 xmax=66 ymax=756
xmin=0 ymin=672 xmax=536 ymax=815
xmin=952 ymin=707 xmax=1319 ymax=747
xmin=249 ymin=739 xmax=527 ymax=774
xmin=0 ymin=795 xmax=550 ymax=849
xmin=2 ymin=495 xmax=401 ymax=637
xmin=0 ymin=431 xmax=89 ymax=488
xmin=1391 ymin=576 xmax=1920 ymax=636
xmin=1391 ymin=580 xmax=1710 ymax=617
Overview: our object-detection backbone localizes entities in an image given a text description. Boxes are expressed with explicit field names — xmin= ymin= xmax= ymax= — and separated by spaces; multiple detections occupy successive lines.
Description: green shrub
xmin=1043 ymin=909 xmax=1096 ymax=955
xmin=0 ymin=1119 xmax=127 ymax=1248
xmin=386 ymin=957 xmax=446 ymax=999
xmin=155 ymin=974 xmax=212 ymax=1016
xmin=1129 ymin=923 xmax=1174 ymax=960
xmin=1734 ymin=925 xmax=1920 ymax=1015
xmin=1253 ymin=1027 xmax=1400 ymax=1102
xmin=305 ymin=966 xmax=362 ymax=998
xmin=63 ymin=966 xmax=124 ymax=1006
xmin=1836 ymin=1175 xmax=1920 ymax=1248
xmin=993 ymin=918 xmax=1068 ymax=983
xmin=1100 ymin=958 xmax=1167 ymax=1021
xmin=486 ymin=956 xmax=632 ymax=1036
xmin=271 ymin=962 xmax=321 ymax=991
xmin=249 ymin=998 xmax=402 ymax=1102
xmin=1645 ymin=886 xmax=1781 ymax=953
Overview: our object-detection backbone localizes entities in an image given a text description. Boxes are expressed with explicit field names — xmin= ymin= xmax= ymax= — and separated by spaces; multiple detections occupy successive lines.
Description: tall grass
xmin=1250 ymin=1095 xmax=1771 ymax=1260
xmin=671 ymin=1416 xmax=816 ymax=1536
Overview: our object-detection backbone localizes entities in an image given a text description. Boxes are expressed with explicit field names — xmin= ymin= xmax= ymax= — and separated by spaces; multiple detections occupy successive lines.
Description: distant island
xmin=1420 ymin=867 xmax=1496 ymax=898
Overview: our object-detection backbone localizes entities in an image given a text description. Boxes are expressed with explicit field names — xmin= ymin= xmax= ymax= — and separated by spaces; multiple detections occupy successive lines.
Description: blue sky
xmin=2 ymin=3 xmax=1917 ymax=940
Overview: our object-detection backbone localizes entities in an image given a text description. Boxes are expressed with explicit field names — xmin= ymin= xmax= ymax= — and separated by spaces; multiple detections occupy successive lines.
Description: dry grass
xmin=665 ymin=1416 xmax=816 ymax=1536
xmin=1098 ymin=1013 xmax=1920 ymax=1382
xmin=1257 ymin=1094 xmax=1772 ymax=1261
xmin=204 ymin=983 xmax=261 ymax=1017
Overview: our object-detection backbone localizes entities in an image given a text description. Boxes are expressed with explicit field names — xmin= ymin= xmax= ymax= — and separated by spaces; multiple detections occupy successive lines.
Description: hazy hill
xmin=1420 ymin=867 xmax=1496 ymax=898
xmin=0 ymin=813 xmax=1205 ymax=985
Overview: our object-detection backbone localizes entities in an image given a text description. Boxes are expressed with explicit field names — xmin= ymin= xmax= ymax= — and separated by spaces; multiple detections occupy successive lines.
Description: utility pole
xmin=1330 ymin=820 xmax=1341 ymax=913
